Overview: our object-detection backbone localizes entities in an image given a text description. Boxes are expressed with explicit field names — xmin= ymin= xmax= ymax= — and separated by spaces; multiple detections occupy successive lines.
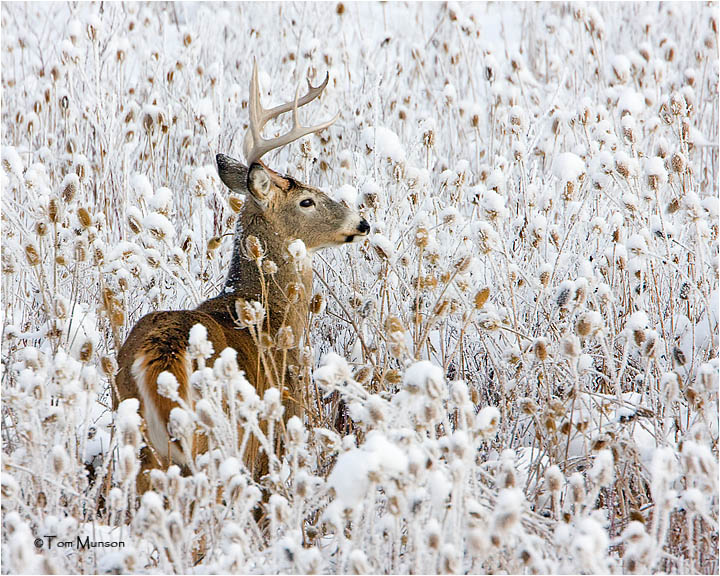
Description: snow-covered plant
xmin=2 ymin=2 xmax=717 ymax=574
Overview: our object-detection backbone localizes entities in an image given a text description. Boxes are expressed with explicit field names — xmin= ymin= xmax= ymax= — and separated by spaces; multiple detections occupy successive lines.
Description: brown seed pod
xmin=671 ymin=152 xmax=686 ymax=174
xmin=77 ymin=207 xmax=92 ymax=228
xmin=533 ymin=338 xmax=548 ymax=361
xmin=415 ymin=226 xmax=429 ymax=248
xmin=79 ymin=340 xmax=93 ymax=362
xmin=228 ymin=194 xmax=245 ymax=213
xmin=286 ymin=282 xmax=303 ymax=303
xmin=25 ymin=244 xmax=40 ymax=266
xmin=207 ymin=236 xmax=221 ymax=251
xmin=474 ymin=287 xmax=490 ymax=310
xmin=276 ymin=326 xmax=295 ymax=350
xmin=310 ymin=293 xmax=325 ymax=315
xmin=245 ymin=235 xmax=264 ymax=260
xmin=48 ymin=198 xmax=59 ymax=223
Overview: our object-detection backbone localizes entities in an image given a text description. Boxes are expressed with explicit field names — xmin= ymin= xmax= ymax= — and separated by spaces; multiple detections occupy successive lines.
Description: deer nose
xmin=357 ymin=219 xmax=370 ymax=235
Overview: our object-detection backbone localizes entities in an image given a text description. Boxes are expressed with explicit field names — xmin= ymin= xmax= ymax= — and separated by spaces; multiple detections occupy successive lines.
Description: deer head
xmin=217 ymin=63 xmax=369 ymax=253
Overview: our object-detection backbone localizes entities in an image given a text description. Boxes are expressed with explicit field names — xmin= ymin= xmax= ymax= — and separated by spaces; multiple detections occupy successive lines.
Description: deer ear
xmin=247 ymin=163 xmax=273 ymax=208
xmin=216 ymin=154 xmax=248 ymax=192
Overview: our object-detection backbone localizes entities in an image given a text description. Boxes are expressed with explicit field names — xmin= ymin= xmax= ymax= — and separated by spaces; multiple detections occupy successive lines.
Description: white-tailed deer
xmin=115 ymin=64 xmax=369 ymax=491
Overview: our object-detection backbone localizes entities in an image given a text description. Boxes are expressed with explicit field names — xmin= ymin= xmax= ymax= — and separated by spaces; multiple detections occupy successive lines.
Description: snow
xmin=476 ymin=406 xmax=500 ymax=438
xmin=335 ymin=184 xmax=358 ymax=206
xmin=628 ymin=310 xmax=650 ymax=332
xmin=287 ymin=239 xmax=307 ymax=260
xmin=611 ymin=55 xmax=632 ymax=83
xmin=142 ymin=212 xmax=176 ymax=240
xmin=196 ymin=97 xmax=220 ymax=140
xmin=362 ymin=126 xmax=406 ymax=163
xmin=189 ymin=323 xmax=213 ymax=359
xmin=617 ymin=88 xmax=646 ymax=116
xmin=328 ymin=448 xmax=373 ymax=508
xmin=403 ymin=360 xmax=445 ymax=396
xmin=116 ymin=399 xmax=141 ymax=434
xmin=148 ymin=186 xmax=173 ymax=214
xmin=553 ymin=152 xmax=586 ymax=182
xmin=369 ymin=233 xmax=395 ymax=260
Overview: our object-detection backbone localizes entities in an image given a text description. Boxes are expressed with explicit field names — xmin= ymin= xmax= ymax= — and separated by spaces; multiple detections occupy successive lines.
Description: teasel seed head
xmin=423 ymin=127 xmax=435 ymax=148
xmin=310 ymin=293 xmax=325 ymax=315
xmin=195 ymin=399 xmax=215 ymax=428
xmin=415 ymin=226 xmax=429 ymax=248
xmin=539 ymin=270 xmax=550 ymax=287
xmin=433 ymin=299 xmax=450 ymax=318
xmin=642 ymin=331 xmax=659 ymax=358
xmin=245 ymin=235 xmax=264 ymax=260
xmin=556 ymin=285 xmax=571 ymax=308
xmin=77 ymin=207 xmax=92 ymax=228
xmin=545 ymin=465 xmax=563 ymax=493
xmin=235 ymin=299 xmax=265 ymax=327
xmin=633 ymin=328 xmax=646 ymax=346
xmin=671 ymin=152 xmax=686 ymax=174
xmin=128 ymin=214 xmax=142 ymax=234
xmin=48 ymin=197 xmax=59 ymax=223
xmin=569 ymin=473 xmax=585 ymax=506
xmin=262 ymin=259 xmax=278 ymax=275
xmin=474 ymin=287 xmax=490 ymax=310
xmin=24 ymin=244 xmax=40 ymax=266
xmin=276 ymin=325 xmax=295 ymax=350
xmin=533 ymin=338 xmax=549 ymax=362
xmin=427 ymin=521 xmax=441 ymax=550
xmin=101 ymin=356 xmax=117 ymax=377
xmin=51 ymin=446 xmax=68 ymax=475
xmin=286 ymin=282 xmax=303 ymax=303
xmin=672 ymin=346 xmax=686 ymax=366
xmin=679 ymin=281 xmax=690 ymax=300
xmin=72 ymin=239 xmax=86 ymax=262
xmin=561 ymin=335 xmax=581 ymax=358
xmin=228 ymin=194 xmax=245 ymax=213
xmin=79 ymin=339 xmax=93 ymax=362
xmin=519 ymin=397 xmax=538 ymax=415
xmin=455 ymin=254 xmax=472 ymax=273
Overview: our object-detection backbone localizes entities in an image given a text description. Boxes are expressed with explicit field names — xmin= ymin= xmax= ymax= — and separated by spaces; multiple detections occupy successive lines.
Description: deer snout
xmin=345 ymin=217 xmax=371 ymax=243
xmin=357 ymin=219 xmax=370 ymax=235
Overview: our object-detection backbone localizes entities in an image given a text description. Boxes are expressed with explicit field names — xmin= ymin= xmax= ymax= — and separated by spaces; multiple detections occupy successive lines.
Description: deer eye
xmin=299 ymin=198 xmax=315 ymax=208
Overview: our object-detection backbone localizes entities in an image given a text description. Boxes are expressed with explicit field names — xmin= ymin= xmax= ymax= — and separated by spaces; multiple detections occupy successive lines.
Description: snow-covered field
xmin=1 ymin=1 xmax=718 ymax=574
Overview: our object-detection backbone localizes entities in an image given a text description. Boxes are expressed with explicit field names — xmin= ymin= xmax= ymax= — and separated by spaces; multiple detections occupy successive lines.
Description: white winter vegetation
xmin=1 ymin=2 xmax=718 ymax=574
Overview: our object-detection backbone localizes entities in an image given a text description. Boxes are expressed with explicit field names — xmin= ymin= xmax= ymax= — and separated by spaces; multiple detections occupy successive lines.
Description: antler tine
xmin=264 ymin=73 xmax=331 ymax=121
xmin=243 ymin=62 xmax=338 ymax=165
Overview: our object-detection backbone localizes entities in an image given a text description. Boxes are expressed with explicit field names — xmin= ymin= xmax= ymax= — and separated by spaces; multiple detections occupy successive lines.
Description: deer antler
xmin=243 ymin=62 xmax=339 ymax=165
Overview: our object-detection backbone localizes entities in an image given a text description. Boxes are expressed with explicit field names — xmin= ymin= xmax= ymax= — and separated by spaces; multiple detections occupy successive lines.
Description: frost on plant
xmin=1 ymin=2 xmax=718 ymax=574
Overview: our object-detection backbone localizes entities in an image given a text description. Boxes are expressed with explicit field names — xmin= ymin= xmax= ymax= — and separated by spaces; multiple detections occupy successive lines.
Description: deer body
xmin=115 ymin=67 xmax=369 ymax=488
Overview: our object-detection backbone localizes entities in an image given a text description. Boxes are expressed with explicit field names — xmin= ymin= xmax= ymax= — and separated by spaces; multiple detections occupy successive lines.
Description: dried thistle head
xmin=228 ymin=194 xmax=245 ymax=213
xmin=262 ymin=259 xmax=278 ymax=275
xmin=245 ymin=235 xmax=264 ymax=261
xmin=24 ymin=244 xmax=40 ymax=266
xmin=415 ymin=226 xmax=429 ymax=248
xmin=533 ymin=338 xmax=549 ymax=362
xmin=77 ymin=207 xmax=92 ymax=228
xmin=474 ymin=287 xmax=490 ymax=310
xmin=276 ymin=325 xmax=295 ymax=350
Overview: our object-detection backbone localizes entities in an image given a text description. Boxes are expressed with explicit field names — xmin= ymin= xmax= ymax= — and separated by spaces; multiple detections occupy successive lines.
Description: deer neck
xmin=223 ymin=208 xmax=313 ymax=321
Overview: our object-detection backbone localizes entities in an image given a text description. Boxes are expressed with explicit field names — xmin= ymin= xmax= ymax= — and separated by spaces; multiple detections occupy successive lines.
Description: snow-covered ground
xmin=1 ymin=2 xmax=718 ymax=574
